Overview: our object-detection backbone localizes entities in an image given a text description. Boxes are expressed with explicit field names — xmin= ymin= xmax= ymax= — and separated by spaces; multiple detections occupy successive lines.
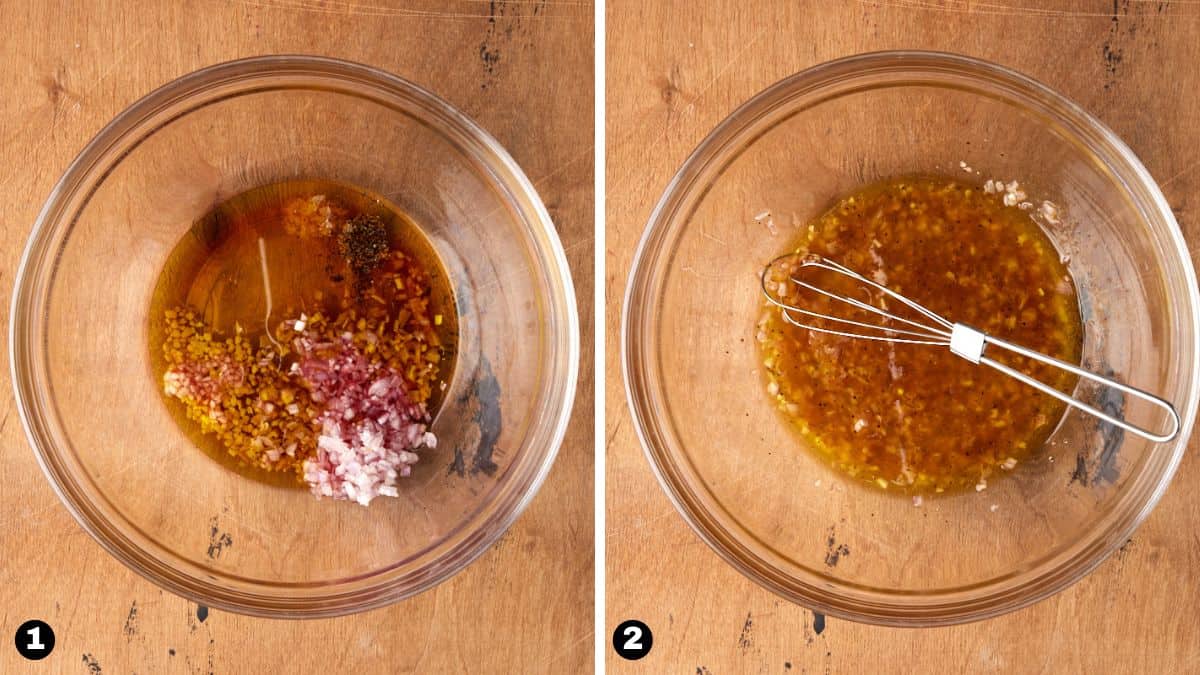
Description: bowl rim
xmin=622 ymin=49 xmax=1200 ymax=626
xmin=10 ymin=54 xmax=580 ymax=618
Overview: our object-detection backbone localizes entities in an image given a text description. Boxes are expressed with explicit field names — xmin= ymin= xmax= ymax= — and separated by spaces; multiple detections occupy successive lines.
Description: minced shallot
xmin=162 ymin=352 xmax=245 ymax=426
xmin=292 ymin=331 xmax=435 ymax=506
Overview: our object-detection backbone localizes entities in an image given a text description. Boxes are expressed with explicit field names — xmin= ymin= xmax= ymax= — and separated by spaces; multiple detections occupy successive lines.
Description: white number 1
xmin=26 ymin=626 xmax=45 ymax=650
xmin=623 ymin=626 xmax=643 ymax=650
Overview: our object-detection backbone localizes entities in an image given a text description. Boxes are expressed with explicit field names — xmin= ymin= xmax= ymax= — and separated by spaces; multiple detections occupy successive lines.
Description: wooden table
xmin=0 ymin=2 xmax=592 ymax=673
xmin=606 ymin=2 xmax=1200 ymax=673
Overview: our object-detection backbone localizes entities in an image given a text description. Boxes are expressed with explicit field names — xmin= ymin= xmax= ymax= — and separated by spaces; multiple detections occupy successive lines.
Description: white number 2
xmin=26 ymin=626 xmax=45 ymax=650
xmin=622 ymin=626 xmax=643 ymax=651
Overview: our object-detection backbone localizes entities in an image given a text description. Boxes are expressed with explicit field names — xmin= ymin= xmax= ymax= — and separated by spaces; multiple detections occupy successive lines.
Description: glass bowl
xmin=623 ymin=51 xmax=1199 ymax=626
xmin=10 ymin=56 xmax=578 ymax=618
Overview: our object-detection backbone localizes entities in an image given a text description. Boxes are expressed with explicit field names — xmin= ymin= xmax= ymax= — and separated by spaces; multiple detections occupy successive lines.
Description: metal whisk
xmin=760 ymin=254 xmax=1180 ymax=443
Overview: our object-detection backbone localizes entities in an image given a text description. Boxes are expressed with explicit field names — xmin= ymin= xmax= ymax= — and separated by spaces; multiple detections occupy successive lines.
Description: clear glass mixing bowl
xmin=623 ymin=51 xmax=1199 ymax=625
xmin=11 ymin=56 xmax=578 ymax=617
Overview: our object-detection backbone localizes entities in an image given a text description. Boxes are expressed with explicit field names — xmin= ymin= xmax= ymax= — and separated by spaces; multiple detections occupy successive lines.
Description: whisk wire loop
xmin=760 ymin=254 xmax=1181 ymax=443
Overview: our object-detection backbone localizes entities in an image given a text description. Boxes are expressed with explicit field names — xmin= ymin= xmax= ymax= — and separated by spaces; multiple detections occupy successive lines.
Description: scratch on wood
xmin=82 ymin=653 xmax=103 ymax=674
xmin=604 ymin=509 xmax=681 ymax=540
xmin=1101 ymin=0 xmax=1132 ymax=91
xmin=824 ymin=526 xmax=850 ymax=567
xmin=206 ymin=517 xmax=233 ymax=559
xmin=93 ymin=34 xmax=150 ymax=86
xmin=479 ymin=43 xmax=501 ymax=76
xmin=1159 ymin=158 xmax=1200 ymax=188
xmin=737 ymin=612 xmax=754 ymax=650
xmin=122 ymin=601 xmax=138 ymax=640
xmin=605 ymin=419 xmax=624 ymax=452
xmin=236 ymin=0 xmax=568 ymax=19
xmin=856 ymin=0 xmax=1195 ymax=18
xmin=678 ymin=264 xmax=743 ymax=281
xmin=477 ymin=0 xmax=535 ymax=89
xmin=535 ymin=630 xmax=591 ymax=668
xmin=526 ymin=141 xmax=598 ymax=189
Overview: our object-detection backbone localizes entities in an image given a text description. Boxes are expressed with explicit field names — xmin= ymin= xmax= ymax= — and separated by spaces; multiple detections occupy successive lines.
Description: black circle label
xmin=15 ymin=620 xmax=55 ymax=660
xmin=612 ymin=619 xmax=653 ymax=660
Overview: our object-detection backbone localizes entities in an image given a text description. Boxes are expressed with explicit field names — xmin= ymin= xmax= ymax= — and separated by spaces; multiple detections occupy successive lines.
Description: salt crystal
xmin=1039 ymin=201 xmax=1061 ymax=225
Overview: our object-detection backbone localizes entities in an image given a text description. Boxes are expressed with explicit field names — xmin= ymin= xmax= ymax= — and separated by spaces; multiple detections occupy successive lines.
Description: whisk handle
xmin=970 ymin=329 xmax=1181 ymax=444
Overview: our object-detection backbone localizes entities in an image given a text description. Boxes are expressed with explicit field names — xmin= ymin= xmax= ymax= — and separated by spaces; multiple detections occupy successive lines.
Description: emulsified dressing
xmin=758 ymin=176 xmax=1083 ymax=495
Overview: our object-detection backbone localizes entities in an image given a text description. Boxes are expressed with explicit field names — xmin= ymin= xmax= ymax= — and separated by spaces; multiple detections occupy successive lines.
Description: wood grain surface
xmin=606 ymin=2 xmax=1200 ymax=674
xmin=0 ymin=2 xmax=592 ymax=674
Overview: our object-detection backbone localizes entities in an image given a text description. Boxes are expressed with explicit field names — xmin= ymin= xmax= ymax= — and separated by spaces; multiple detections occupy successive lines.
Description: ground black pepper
xmin=339 ymin=214 xmax=391 ymax=283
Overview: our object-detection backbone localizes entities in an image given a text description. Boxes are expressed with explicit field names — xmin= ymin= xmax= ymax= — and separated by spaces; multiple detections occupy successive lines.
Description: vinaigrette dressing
xmin=758 ymin=176 xmax=1083 ymax=495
